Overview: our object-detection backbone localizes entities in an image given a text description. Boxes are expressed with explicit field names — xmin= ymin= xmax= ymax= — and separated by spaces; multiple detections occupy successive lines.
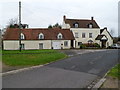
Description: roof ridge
xmin=66 ymin=18 xmax=92 ymax=21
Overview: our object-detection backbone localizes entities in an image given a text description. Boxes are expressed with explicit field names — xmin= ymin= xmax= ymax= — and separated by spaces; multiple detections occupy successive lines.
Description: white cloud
xmin=0 ymin=0 xmax=119 ymax=36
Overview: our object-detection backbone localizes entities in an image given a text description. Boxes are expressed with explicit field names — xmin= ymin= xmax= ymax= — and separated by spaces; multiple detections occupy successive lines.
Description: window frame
xmin=74 ymin=23 xmax=79 ymax=28
xmin=89 ymin=33 xmax=92 ymax=38
xmin=39 ymin=33 xmax=44 ymax=39
xmin=39 ymin=43 xmax=43 ymax=49
xmin=64 ymin=41 xmax=68 ymax=47
xmin=82 ymin=33 xmax=86 ymax=38
xmin=78 ymin=42 xmax=82 ymax=46
xmin=57 ymin=33 xmax=63 ymax=39
xmin=21 ymin=33 xmax=25 ymax=40
xmin=75 ymin=32 xmax=79 ymax=38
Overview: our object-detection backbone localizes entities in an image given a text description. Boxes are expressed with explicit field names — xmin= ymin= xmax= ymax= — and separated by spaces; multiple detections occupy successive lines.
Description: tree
xmin=110 ymin=29 xmax=114 ymax=37
xmin=48 ymin=25 xmax=53 ymax=28
xmin=53 ymin=23 xmax=61 ymax=29
xmin=6 ymin=18 xmax=28 ymax=29
xmin=7 ymin=18 xmax=19 ymax=28
xmin=48 ymin=23 xmax=61 ymax=29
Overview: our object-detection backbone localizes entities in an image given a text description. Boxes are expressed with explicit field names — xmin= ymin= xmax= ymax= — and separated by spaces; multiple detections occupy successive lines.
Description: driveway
xmin=2 ymin=49 xmax=118 ymax=88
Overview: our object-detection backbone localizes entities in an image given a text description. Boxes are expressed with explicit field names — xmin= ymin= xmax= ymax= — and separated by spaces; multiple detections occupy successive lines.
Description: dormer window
xmin=57 ymin=33 xmax=63 ymax=39
xmin=39 ymin=33 xmax=44 ymax=39
xmin=89 ymin=23 xmax=93 ymax=28
xmin=74 ymin=22 xmax=79 ymax=28
xmin=21 ymin=33 xmax=25 ymax=40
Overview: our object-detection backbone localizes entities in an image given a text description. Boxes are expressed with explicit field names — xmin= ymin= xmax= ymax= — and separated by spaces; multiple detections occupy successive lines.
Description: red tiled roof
xmin=65 ymin=18 xmax=100 ymax=28
xmin=3 ymin=28 xmax=75 ymax=40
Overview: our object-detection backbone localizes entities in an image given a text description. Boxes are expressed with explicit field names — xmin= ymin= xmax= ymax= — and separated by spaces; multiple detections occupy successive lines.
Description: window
xmin=89 ymin=33 xmax=92 ymax=38
xmin=82 ymin=33 xmax=85 ymax=38
xmin=21 ymin=44 xmax=25 ymax=49
xmin=78 ymin=42 xmax=82 ymax=46
xmin=57 ymin=33 xmax=63 ymax=39
xmin=64 ymin=41 xmax=68 ymax=47
xmin=89 ymin=24 xmax=93 ymax=28
xmin=39 ymin=43 xmax=43 ymax=49
xmin=73 ymin=22 xmax=79 ymax=28
xmin=39 ymin=33 xmax=44 ymax=39
xmin=74 ymin=23 xmax=79 ymax=28
xmin=21 ymin=33 xmax=25 ymax=40
xmin=75 ymin=32 xmax=79 ymax=38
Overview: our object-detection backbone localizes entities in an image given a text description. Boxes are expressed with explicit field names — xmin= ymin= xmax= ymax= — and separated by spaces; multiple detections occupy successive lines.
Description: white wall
xmin=52 ymin=40 xmax=71 ymax=49
xmin=22 ymin=40 xmax=52 ymax=49
xmin=62 ymin=21 xmax=70 ymax=29
xmin=70 ymin=28 xmax=100 ymax=48
xmin=101 ymin=29 xmax=113 ymax=47
xmin=3 ymin=40 xmax=19 ymax=50
xmin=3 ymin=40 xmax=72 ymax=50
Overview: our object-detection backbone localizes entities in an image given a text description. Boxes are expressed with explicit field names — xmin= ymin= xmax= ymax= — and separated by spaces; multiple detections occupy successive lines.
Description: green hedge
xmin=80 ymin=43 xmax=100 ymax=49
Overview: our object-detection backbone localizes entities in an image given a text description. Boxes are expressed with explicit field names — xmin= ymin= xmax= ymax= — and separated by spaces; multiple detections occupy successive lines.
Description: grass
xmin=2 ymin=49 xmax=57 ymax=54
xmin=2 ymin=50 xmax=67 ymax=66
xmin=107 ymin=64 xmax=120 ymax=79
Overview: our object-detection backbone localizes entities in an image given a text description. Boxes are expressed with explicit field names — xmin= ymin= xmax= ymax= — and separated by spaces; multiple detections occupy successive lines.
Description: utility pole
xmin=19 ymin=1 xmax=21 ymax=52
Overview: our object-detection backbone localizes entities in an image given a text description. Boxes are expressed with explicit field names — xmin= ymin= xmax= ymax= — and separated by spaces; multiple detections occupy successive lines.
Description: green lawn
xmin=107 ymin=64 xmax=120 ymax=79
xmin=2 ymin=50 xmax=67 ymax=66
xmin=2 ymin=49 xmax=57 ymax=54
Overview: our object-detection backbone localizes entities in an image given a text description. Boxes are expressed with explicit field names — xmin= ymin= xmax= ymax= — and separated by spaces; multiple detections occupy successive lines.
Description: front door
xmin=102 ymin=41 xmax=106 ymax=48
xmin=39 ymin=43 xmax=43 ymax=49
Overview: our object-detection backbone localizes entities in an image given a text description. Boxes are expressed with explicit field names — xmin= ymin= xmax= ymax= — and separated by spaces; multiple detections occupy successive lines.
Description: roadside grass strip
xmin=2 ymin=50 xmax=67 ymax=66
xmin=107 ymin=64 xmax=120 ymax=79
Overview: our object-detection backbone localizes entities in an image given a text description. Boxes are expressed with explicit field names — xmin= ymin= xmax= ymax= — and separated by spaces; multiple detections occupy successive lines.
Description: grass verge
xmin=107 ymin=64 xmax=120 ymax=79
xmin=2 ymin=50 xmax=67 ymax=66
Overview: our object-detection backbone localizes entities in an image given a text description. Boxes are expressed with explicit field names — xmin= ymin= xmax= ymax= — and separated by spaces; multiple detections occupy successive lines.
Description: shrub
xmin=80 ymin=43 xmax=100 ymax=49
xmin=80 ymin=44 xmax=86 ymax=49
xmin=94 ymin=43 xmax=100 ymax=48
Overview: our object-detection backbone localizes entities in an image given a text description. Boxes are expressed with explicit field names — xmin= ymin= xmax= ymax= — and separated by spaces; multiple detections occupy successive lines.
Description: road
xmin=2 ymin=49 xmax=119 ymax=88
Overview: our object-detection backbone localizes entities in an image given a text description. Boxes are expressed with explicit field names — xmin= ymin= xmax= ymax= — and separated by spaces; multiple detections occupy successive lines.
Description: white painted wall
xmin=3 ymin=40 xmax=19 ymax=50
xmin=101 ymin=29 xmax=113 ymax=47
xmin=3 ymin=40 xmax=71 ymax=50
xmin=52 ymin=40 xmax=71 ymax=49
xmin=62 ymin=21 xmax=71 ymax=29
xmin=70 ymin=28 xmax=100 ymax=48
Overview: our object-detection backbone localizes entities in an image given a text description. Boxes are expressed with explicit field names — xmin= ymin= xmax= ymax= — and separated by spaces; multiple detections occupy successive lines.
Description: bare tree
xmin=6 ymin=18 xmax=28 ymax=29
xmin=6 ymin=18 xmax=19 ymax=28
xmin=110 ymin=29 xmax=114 ymax=37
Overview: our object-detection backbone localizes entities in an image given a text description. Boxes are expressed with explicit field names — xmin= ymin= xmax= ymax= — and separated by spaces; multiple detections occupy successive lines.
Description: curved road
xmin=2 ymin=49 xmax=119 ymax=88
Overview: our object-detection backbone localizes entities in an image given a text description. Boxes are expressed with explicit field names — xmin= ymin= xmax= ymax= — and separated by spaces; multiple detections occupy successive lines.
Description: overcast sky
xmin=0 ymin=0 xmax=119 ymax=36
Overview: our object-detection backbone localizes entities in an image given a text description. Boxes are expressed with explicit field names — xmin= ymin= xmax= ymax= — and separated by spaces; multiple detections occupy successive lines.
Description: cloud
xmin=0 ymin=0 xmax=119 ymax=36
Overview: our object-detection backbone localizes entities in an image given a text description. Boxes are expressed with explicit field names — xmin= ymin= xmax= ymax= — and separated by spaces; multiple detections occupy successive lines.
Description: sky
xmin=0 ymin=0 xmax=119 ymax=37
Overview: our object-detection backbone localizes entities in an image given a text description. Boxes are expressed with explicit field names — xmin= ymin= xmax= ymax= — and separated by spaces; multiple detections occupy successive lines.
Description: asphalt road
xmin=2 ymin=49 xmax=119 ymax=88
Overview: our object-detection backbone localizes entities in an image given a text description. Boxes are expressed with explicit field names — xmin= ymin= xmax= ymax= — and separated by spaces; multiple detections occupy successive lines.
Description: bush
xmin=80 ymin=44 xmax=86 ymax=49
xmin=80 ymin=43 xmax=100 ymax=49
xmin=94 ymin=43 xmax=100 ymax=48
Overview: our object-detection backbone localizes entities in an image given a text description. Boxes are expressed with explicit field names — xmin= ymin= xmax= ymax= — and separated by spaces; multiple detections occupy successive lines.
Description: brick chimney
xmin=91 ymin=17 xmax=94 ymax=20
xmin=63 ymin=15 xmax=66 ymax=21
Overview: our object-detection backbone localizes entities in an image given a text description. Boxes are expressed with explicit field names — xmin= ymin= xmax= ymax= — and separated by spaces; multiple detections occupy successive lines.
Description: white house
xmin=3 ymin=15 xmax=113 ymax=50
xmin=3 ymin=28 xmax=75 ymax=50
xmin=62 ymin=15 xmax=113 ymax=48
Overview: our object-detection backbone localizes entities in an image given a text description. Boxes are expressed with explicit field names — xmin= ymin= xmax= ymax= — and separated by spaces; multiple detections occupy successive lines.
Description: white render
xmin=62 ymin=18 xmax=113 ymax=48
xmin=70 ymin=28 xmax=100 ymax=48
xmin=3 ymin=40 xmax=71 ymax=50
xmin=101 ymin=29 xmax=113 ymax=47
